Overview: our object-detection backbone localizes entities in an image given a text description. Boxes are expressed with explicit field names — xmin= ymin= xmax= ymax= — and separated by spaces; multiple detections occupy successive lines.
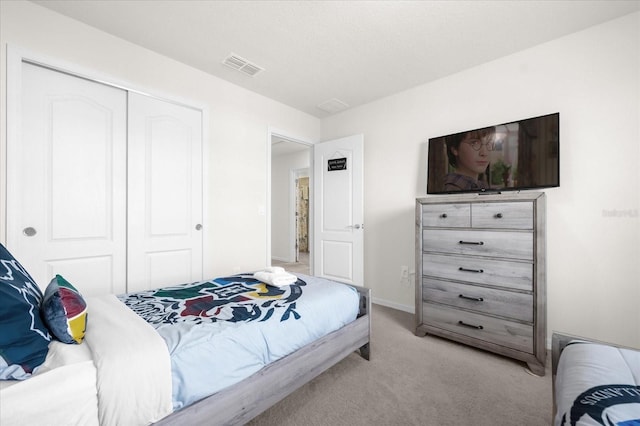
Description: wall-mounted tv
xmin=426 ymin=112 xmax=559 ymax=194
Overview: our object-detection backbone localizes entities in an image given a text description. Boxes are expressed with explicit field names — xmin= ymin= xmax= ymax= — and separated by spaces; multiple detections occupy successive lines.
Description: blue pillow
xmin=0 ymin=243 xmax=51 ymax=380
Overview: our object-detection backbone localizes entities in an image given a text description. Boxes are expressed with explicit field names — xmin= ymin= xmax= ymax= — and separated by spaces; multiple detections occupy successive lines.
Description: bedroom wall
xmin=321 ymin=12 xmax=640 ymax=348
xmin=0 ymin=1 xmax=322 ymax=277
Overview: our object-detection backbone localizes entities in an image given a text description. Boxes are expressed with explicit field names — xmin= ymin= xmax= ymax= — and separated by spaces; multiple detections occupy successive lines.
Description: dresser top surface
xmin=417 ymin=191 xmax=545 ymax=204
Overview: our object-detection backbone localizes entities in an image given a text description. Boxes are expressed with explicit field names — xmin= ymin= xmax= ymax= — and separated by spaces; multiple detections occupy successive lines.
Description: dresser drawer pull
xmin=458 ymin=267 xmax=484 ymax=273
xmin=440 ymin=213 xmax=448 ymax=218
xmin=458 ymin=320 xmax=484 ymax=330
xmin=459 ymin=240 xmax=484 ymax=245
xmin=495 ymin=213 xmax=503 ymax=218
xmin=458 ymin=294 xmax=484 ymax=302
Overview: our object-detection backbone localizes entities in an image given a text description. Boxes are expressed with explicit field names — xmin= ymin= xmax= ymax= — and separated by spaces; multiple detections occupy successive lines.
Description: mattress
xmin=119 ymin=273 xmax=360 ymax=410
xmin=554 ymin=341 xmax=640 ymax=426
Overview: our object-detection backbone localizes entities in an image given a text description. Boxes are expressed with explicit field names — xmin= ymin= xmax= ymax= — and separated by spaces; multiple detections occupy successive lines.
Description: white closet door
xmin=127 ymin=92 xmax=204 ymax=292
xmin=9 ymin=62 xmax=128 ymax=295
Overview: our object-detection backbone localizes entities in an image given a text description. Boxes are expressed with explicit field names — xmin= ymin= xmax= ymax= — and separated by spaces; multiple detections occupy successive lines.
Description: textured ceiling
xmin=31 ymin=0 xmax=640 ymax=118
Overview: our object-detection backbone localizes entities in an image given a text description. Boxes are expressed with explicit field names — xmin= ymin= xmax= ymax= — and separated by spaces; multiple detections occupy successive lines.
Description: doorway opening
xmin=270 ymin=134 xmax=311 ymax=275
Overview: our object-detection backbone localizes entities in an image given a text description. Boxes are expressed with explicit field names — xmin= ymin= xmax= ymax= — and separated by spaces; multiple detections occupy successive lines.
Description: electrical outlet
xmin=400 ymin=266 xmax=409 ymax=278
xmin=400 ymin=265 xmax=409 ymax=285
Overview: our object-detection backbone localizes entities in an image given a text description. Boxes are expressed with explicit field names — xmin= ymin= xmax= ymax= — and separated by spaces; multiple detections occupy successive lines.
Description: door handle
xmin=23 ymin=227 xmax=37 ymax=237
xmin=347 ymin=224 xmax=363 ymax=230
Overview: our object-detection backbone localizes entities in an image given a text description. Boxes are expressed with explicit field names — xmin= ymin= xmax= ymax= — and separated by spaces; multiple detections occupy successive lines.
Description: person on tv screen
xmin=444 ymin=126 xmax=495 ymax=191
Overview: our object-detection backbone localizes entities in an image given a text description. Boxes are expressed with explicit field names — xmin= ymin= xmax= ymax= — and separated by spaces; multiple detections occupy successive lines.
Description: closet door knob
xmin=195 ymin=224 xmax=203 ymax=231
xmin=22 ymin=227 xmax=37 ymax=237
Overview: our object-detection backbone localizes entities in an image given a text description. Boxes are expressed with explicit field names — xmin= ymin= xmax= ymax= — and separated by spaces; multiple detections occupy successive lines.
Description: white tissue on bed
xmin=253 ymin=270 xmax=297 ymax=287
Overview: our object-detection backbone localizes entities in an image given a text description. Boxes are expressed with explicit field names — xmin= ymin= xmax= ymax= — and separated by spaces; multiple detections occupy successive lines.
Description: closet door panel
xmin=10 ymin=62 xmax=127 ymax=295
xmin=127 ymin=93 xmax=204 ymax=292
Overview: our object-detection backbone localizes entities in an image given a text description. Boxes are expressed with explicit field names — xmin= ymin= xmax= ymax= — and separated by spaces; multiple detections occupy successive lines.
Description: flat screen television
xmin=426 ymin=112 xmax=559 ymax=194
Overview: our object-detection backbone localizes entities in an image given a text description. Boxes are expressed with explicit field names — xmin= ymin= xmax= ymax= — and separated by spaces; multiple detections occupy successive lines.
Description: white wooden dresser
xmin=415 ymin=192 xmax=546 ymax=375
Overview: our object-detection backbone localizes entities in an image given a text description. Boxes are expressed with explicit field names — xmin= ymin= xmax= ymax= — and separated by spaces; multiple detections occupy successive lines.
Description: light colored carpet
xmin=272 ymin=252 xmax=310 ymax=275
xmin=248 ymin=304 xmax=552 ymax=425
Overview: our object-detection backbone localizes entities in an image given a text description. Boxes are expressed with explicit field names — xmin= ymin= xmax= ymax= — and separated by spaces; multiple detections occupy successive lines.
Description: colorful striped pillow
xmin=41 ymin=275 xmax=88 ymax=344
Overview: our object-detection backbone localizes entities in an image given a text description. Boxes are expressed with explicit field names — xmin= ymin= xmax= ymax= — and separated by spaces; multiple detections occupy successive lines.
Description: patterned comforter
xmin=118 ymin=273 xmax=359 ymax=410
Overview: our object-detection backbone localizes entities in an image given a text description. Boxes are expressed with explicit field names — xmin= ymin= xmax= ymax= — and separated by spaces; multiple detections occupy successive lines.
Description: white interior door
xmin=8 ymin=62 xmax=128 ymax=295
xmin=313 ymin=134 xmax=364 ymax=286
xmin=127 ymin=93 xmax=204 ymax=292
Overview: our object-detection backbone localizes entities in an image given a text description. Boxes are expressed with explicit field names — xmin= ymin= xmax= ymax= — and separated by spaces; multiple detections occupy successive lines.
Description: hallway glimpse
xmin=272 ymin=252 xmax=309 ymax=275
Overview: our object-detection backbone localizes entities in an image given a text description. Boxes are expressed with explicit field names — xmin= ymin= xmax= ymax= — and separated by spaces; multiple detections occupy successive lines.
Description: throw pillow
xmin=0 ymin=243 xmax=51 ymax=380
xmin=41 ymin=275 xmax=88 ymax=344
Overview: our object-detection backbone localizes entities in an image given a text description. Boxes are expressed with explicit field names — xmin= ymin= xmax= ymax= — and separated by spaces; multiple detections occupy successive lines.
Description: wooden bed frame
xmin=552 ymin=332 xmax=639 ymax=378
xmin=154 ymin=285 xmax=371 ymax=425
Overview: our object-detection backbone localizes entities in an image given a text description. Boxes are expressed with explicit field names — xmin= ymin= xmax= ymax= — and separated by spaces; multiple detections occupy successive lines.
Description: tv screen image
xmin=426 ymin=112 xmax=559 ymax=194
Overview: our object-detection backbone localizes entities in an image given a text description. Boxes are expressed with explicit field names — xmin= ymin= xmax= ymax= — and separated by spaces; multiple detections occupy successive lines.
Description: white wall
xmin=271 ymin=149 xmax=310 ymax=261
xmin=0 ymin=1 xmax=321 ymax=276
xmin=321 ymin=12 xmax=640 ymax=347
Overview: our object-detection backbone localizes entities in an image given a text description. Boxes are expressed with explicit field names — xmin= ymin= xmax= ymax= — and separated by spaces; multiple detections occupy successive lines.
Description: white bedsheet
xmin=84 ymin=295 xmax=173 ymax=426
xmin=1 ymin=295 xmax=174 ymax=426
xmin=0 ymin=341 xmax=98 ymax=426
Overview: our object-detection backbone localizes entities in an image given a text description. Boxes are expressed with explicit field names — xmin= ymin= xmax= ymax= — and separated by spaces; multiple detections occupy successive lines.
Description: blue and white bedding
xmin=118 ymin=273 xmax=360 ymax=410
xmin=554 ymin=341 xmax=640 ymax=426
xmin=1 ymin=273 xmax=360 ymax=425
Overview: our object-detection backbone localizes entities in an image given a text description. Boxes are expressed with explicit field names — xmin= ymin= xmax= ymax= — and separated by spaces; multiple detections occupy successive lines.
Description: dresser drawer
xmin=422 ymin=203 xmax=470 ymax=228
xmin=422 ymin=253 xmax=533 ymax=292
xmin=423 ymin=278 xmax=533 ymax=322
xmin=472 ymin=202 xmax=534 ymax=229
xmin=423 ymin=303 xmax=533 ymax=353
xmin=423 ymin=229 xmax=533 ymax=260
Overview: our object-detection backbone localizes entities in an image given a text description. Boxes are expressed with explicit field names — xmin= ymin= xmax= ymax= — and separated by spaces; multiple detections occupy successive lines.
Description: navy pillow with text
xmin=0 ymin=243 xmax=51 ymax=380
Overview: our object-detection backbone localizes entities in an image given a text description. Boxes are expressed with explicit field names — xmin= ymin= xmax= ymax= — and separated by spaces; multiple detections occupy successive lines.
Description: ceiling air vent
xmin=222 ymin=53 xmax=264 ymax=77
xmin=317 ymin=98 xmax=349 ymax=114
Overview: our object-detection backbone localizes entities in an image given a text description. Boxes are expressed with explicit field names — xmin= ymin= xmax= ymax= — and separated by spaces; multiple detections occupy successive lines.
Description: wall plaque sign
xmin=328 ymin=157 xmax=347 ymax=171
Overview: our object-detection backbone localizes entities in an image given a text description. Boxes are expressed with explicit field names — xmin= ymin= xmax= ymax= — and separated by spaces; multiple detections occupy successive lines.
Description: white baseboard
xmin=372 ymin=297 xmax=415 ymax=314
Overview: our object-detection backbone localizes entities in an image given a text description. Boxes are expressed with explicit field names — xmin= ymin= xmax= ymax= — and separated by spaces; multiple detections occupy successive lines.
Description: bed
xmin=0 ymin=243 xmax=371 ymax=426
xmin=552 ymin=332 xmax=640 ymax=426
